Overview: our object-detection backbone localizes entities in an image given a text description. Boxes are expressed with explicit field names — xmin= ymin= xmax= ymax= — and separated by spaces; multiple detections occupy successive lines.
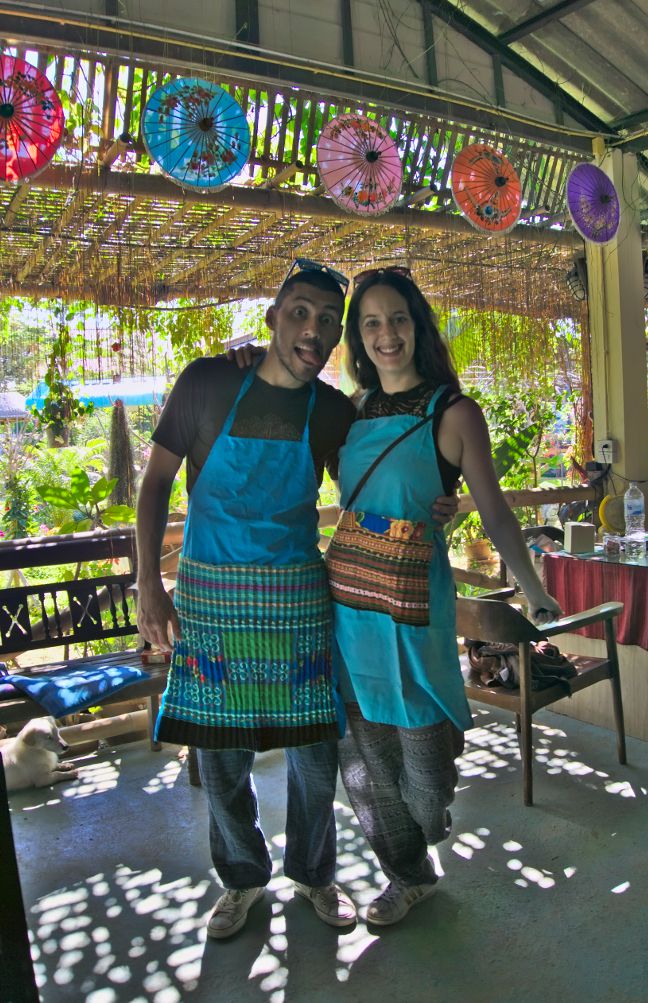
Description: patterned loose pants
xmin=339 ymin=702 xmax=464 ymax=886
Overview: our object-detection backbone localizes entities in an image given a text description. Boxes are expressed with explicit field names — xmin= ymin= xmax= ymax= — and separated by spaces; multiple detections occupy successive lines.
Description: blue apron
xmin=155 ymin=365 xmax=340 ymax=751
xmin=326 ymin=385 xmax=473 ymax=731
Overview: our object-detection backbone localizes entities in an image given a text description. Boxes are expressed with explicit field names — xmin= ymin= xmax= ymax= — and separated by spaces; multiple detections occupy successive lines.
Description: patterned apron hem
xmin=155 ymin=714 xmax=340 ymax=752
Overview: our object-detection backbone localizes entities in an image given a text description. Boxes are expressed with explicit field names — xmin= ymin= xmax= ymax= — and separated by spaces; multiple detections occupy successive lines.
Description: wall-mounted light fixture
xmin=567 ymin=255 xmax=648 ymax=302
xmin=566 ymin=257 xmax=588 ymax=301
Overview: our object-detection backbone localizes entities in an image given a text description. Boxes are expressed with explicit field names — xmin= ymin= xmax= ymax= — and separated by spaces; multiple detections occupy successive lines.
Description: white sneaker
xmin=293 ymin=881 xmax=357 ymax=927
xmin=206 ymin=886 xmax=265 ymax=939
xmin=365 ymin=881 xmax=437 ymax=926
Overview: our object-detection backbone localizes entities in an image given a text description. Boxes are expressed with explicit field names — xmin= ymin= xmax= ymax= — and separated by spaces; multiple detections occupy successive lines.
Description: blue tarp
xmin=25 ymin=376 xmax=167 ymax=409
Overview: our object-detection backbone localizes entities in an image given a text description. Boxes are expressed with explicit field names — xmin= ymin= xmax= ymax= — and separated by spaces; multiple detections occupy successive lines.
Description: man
xmin=137 ymin=260 xmax=358 ymax=939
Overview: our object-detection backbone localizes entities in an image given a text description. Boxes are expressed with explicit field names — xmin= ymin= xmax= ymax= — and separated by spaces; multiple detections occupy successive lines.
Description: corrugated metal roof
xmin=437 ymin=1 xmax=648 ymax=137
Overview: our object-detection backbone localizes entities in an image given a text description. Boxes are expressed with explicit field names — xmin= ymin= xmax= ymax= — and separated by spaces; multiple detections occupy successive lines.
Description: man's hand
xmin=137 ymin=581 xmax=181 ymax=652
xmin=431 ymin=488 xmax=460 ymax=528
xmin=225 ymin=344 xmax=265 ymax=368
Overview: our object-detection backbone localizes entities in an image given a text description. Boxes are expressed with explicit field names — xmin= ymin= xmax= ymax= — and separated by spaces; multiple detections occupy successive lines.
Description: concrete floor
xmin=8 ymin=705 xmax=648 ymax=1003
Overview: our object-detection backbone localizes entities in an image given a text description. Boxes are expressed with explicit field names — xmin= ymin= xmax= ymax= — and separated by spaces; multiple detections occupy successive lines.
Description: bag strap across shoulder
xmin=344 ymin=412 xmax=434 ymax=510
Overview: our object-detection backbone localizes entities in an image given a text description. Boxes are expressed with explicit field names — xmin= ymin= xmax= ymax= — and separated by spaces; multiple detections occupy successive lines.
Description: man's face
xmin=264 ymin=282 xmax=344 ymax=387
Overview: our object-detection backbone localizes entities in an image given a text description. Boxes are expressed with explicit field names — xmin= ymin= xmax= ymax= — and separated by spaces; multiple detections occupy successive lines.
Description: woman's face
xmin=357 ymin=284 xmax=419 ymax=391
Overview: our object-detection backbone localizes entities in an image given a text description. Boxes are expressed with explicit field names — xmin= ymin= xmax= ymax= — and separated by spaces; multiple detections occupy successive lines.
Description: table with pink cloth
xmin=543 ymin=550 xmax=648 ymax=650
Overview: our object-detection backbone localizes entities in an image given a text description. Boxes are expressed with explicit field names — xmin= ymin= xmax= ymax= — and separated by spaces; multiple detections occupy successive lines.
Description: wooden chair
xmin=456 ymin=595 xmax=626 ymax=805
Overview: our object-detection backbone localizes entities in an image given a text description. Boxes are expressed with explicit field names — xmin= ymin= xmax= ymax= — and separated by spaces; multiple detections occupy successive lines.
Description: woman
xmin=326 ymin=266 xmax=561 ymax=927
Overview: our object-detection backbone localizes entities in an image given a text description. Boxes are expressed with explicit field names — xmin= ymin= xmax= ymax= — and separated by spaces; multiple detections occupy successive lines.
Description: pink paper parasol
xmin=0 ymin=54 xmax=64 ymax=183
xmin=566 ymin=163 xmax=620 ymax=244
xmin=451 ymin=143 xmax=522 ymax=234
xmin=316 ymin=114 xmax=402 ymax=216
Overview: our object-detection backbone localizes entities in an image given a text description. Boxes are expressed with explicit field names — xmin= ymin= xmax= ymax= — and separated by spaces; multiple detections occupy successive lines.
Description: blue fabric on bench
xmin=0 ymin=664 xmax=151 ymax=718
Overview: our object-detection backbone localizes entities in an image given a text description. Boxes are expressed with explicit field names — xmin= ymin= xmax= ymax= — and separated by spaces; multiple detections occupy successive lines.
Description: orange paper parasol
xmin=451 ymin=143 xmax=522 ymax=234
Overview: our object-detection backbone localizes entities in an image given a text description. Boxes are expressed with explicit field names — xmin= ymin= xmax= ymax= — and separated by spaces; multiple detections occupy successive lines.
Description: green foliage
xmin=30 ymin=307 xmax=94 ymax=439
xmin=132 ymin=301 xmax=236 ymax=372
xmin=36 ymin=466 xmax=135 ymax=533
xmin=446 ymin=421 xmax=541 ymax=549
xmin=1 ymin=473 xmax=35 ymax=540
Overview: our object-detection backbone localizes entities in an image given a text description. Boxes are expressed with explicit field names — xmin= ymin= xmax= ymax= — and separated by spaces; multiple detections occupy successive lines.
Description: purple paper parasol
xmin=566 ymin=163 xmax=620 ymax=244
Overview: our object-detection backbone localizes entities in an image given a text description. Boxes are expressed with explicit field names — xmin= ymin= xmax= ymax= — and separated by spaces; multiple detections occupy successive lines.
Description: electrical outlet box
xmin=595 ymin=438 xmax=618 ymax=463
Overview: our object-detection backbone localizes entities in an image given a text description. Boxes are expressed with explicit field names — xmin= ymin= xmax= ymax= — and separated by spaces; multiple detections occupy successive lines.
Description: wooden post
xmin=0 ymin=758 xmax=40 ymax=1003
xmin=587 ymin=143 xmax=648 ymax=491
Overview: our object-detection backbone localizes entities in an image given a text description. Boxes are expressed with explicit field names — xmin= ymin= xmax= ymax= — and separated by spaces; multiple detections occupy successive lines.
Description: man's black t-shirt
xmin=153 ymin=357 xmax=356 ymax=493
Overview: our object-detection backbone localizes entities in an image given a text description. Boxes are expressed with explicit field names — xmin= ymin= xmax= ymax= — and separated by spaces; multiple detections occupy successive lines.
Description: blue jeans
xmin=197 ymin=741 xmax=339 ymax=890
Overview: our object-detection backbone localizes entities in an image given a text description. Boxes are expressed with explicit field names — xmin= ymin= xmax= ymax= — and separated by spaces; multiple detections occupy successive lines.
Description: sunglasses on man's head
xmin=352 ymin=265 xmax=413 ymax=290
xmin=282 ymin=257 xmax=350 ymax=296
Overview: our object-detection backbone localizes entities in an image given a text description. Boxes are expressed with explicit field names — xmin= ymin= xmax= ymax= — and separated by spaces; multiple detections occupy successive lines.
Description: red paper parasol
xmin=565 ymin=163 xmax=620 ymax=244
xmin=0 ymin=55 xmax=64 ymax=183
xmin=316 ymin=114 xmax=402 ymax=216
xmin=451 ymin=143 xmax=522 ymax=234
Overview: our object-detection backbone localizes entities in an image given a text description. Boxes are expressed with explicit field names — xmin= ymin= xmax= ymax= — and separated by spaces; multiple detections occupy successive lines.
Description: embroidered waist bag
xmin=326 ymin=415 xmax=436 ymax=627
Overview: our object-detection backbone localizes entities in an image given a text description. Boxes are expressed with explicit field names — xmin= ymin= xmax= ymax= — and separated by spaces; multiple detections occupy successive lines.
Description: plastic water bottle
xmin=623 ymin=482 xmax=646 ymax=560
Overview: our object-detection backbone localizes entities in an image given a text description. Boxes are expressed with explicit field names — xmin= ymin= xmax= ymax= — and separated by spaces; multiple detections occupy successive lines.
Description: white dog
xmin=0 ymin=717 xmax=78 ymax=792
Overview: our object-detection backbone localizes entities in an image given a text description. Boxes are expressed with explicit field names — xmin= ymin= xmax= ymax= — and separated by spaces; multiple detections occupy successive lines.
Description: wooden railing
xmin=0 ymin=482 xmax=598 ymax=595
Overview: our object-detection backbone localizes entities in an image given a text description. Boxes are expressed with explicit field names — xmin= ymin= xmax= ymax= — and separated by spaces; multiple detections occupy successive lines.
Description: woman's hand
xmin=527 ymin=593 xmax=563 ymax=626
xmin=225 ymin=344 xmax=265 ymax=368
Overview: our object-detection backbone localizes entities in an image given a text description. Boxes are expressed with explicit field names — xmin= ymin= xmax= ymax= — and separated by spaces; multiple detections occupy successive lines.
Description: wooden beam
xmin=340 ymin=0 xmax=354 ymax=67
xmin=419 ymin=0 xmax=438 ymax=86
xmin=457 ymin=484 xmax=596 ymax=514
xmin=147 ymin=205 xmax=257 ymax=286
xmin=26 ymin=166 xmax=584 ymax=248
xmin=0 ymin=184 xmax=30 ymax=228
xmin=235 ymin=0 xmax=260 ymax=45
xmin=420 ymin=1 xmax=609 ymax=133
xmin=261 ymin=161 xmax=303 ymax=189
xmin=499 ymin=0 xmax=599 ymax=44
xmin=16 ymin=189 xmax=87 ymax=282
xmin=0 ymin=5 xmax=601 ymax=152
xmin=58 ymin=196 xmax=145 ymax=283
xmin=100 ymin=133 xmax=135 ymax=169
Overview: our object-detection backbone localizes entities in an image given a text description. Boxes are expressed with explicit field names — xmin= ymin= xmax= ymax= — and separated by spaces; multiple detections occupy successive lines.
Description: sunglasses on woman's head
xmin=281 ymin=257 xmax=350 ymax=296
xmin=352 ymin=265 xmax=413 ymax=290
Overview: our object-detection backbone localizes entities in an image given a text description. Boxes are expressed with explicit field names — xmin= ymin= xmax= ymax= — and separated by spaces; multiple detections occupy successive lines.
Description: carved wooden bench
xmin=0 ymin=529 xmax=169 ymax=747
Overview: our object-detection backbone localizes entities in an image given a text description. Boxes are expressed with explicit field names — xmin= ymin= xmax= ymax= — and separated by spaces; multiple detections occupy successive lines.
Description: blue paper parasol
xmin=142 ymin=78 xmax=250 ymax=190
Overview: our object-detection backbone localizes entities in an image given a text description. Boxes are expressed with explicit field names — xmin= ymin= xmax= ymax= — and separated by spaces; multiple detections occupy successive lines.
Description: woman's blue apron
xmin=155 ymin=365 xmax=340 ymax=751
xmin=326 ymin=385 xmax=473 ymax=732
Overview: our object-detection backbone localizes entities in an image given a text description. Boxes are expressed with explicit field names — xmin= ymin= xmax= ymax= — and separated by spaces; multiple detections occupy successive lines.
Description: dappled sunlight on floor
xmin=462 ymin=707 xmax=647 ymax=800
xmin=30 ymin=867 xmax=212 ymax=1000
xmin=10 ymin=709 xmax=648 ymax=1002
xmin=449 ymin=707 xmax=643 ymax=900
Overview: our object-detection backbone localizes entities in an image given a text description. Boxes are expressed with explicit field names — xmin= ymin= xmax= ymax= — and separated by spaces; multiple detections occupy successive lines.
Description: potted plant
xmin=448 ymin=510 xmax=494 ymax=562
xmin=30 ymin=329 xmax=94 ymax=447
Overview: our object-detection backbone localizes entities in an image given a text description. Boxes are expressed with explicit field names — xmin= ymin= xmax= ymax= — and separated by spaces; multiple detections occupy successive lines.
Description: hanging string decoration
xmin=316 ymin=114 xmax=402 ymax=216
xmin=142 ymin=77 xmax=250 ymax=190
xmin=565 ymin=163 xmax=620 ymax=244
xmin=0 ymin=54 xmax=64 ymax=183
xmin=451 ymin=143 xmax=522 ymax=234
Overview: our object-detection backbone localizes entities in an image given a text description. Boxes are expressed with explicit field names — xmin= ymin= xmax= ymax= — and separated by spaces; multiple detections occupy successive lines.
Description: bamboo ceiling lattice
xmin=0 ymin=40 xmax=591 ymax=317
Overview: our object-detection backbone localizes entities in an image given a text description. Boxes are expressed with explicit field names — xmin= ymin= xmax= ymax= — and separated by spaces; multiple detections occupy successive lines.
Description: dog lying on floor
xmin=0 ymin=717 xmax=78 ymax=792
